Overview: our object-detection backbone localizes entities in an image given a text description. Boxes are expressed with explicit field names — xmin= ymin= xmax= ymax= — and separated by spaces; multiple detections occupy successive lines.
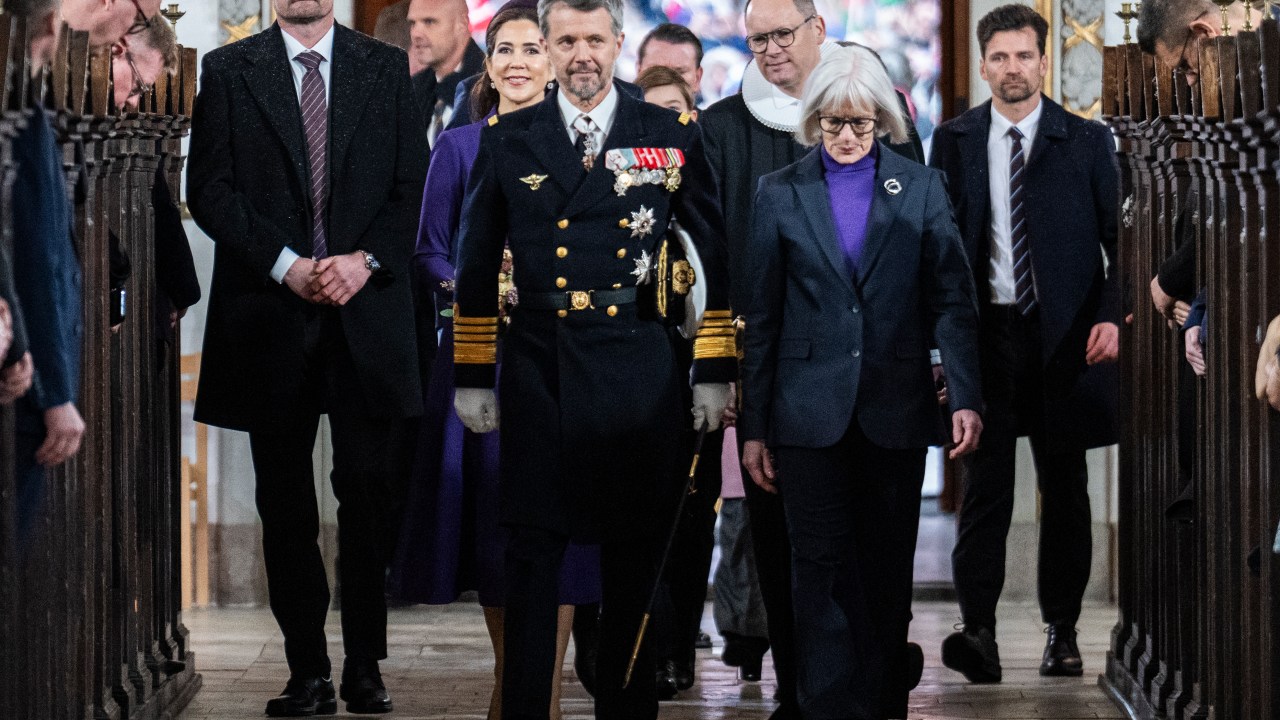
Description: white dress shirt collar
xmin=989 ymin=97 xmax=1044 ymax=150
xmin=557 ymin=81 xmax=620 ymax=140
xmin=280 ymin=22 xmax=336 ymax=101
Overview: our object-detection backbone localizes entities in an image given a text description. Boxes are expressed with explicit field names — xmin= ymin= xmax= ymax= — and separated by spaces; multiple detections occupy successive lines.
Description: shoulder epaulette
xmin=487 ymin=115 xmax=499 ymax=127
xmin=678 ymin=112 xmax=691 ymax=126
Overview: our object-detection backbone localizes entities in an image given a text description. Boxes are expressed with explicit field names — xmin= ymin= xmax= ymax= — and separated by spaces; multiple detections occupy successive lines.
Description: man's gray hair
xmin=6 ymin=0 xmax=61 ymax=18
xmin=1136 ymin=0 xmax=1213 ymax=54
xmin=537 ymin=0 xmax=622 ymax=39
xmin=796 ymin=43 xmax=910 ymax=147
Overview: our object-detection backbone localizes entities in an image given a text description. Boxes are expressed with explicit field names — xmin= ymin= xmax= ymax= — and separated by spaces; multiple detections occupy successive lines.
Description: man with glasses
xmin=61 ymin=0 xmax=160 ymax=48
xmin=929 ymin=4 xmax=1120 ymax=684
xmin=696 ymin=2 xmax=825 ymax=717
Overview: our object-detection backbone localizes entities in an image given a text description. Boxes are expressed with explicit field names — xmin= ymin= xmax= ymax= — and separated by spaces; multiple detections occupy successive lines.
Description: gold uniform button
xmin=557 ymin=309 xmax=568 ymax=318
xmin=556 ymin=246 xmax=568 ymax=258
xmin=606 ymin=305 xmax=618 ymax=316
xmin=612 ymin=283 xmax=622 ymax=289
xmin=555 ymin=277 xmax=568 ymax=289
xmin=616 ymin=248 xmax=627 ymax=258
xmin=618 ymin=218 xmax=630 ymax=229
xmin=557 ymin=219 xmax=569 ymax=229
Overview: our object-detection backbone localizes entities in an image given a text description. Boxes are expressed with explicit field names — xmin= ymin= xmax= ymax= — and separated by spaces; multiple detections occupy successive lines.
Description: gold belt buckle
xmin=568 ymin=290 xmax=593 ymax=311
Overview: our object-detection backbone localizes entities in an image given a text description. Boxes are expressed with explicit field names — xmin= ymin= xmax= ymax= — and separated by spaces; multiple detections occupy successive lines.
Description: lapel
xmin=523 ymin=93 xmax=585 ymax=198
xmin=562 ymin=86 xmax=645 ymax=218
xmin=328 ymin=24 xmax=379 ymax=179
xmin=854 ymin=144 xmax=909 ymax=287
xmin=1027 ymin=94 xmax=1068 ymax=168
xmin=242 ymin=25 xmax=309 ymax=193
xmin=958 ymin=102 xmax=992 ymax=246
xmin=793 ymin=149 xmax=855 ymax=296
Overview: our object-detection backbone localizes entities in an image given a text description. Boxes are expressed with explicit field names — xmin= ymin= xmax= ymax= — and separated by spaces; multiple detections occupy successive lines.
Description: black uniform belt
xmin=519 ymin=287 xmax=639 ymax=311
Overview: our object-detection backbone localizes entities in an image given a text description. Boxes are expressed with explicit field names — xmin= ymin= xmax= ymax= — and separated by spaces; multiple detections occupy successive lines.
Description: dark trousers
xmin=247 ymin=311 xmax=412 ymax=678
xmin=654 ymin=427 xmax=723 ymax=663
xmin=777 ymin=421 xmax=925 ymax=720
xmin=744 ymin=448 xmax=800 ymax=716
xmin=952 ymin=307 xmax=1092 ymax=633
xmin=502 ymin=526 xmax=660 ymax=720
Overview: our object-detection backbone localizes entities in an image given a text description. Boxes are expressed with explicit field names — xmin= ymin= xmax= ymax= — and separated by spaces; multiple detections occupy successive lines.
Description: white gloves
xmin=691 ymin=383 xmax=731 ymax=431
xmin=455 ymin=388 xmax=499 ymax=433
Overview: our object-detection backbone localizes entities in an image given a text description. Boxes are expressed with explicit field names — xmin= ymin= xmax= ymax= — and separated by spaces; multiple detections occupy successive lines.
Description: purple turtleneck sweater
xmin=822 ymin=143 xmax=877 ymax=277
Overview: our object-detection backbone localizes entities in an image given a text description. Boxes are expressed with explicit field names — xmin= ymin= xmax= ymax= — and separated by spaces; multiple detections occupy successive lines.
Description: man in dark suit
xmin=928 ymin=3 xmax=1120 ymax=683
xmin=187 ymin=0 xmax=427 ymax=714
xmin=406 ymin=0 xmax=484 ymax=144
xmin=9 ymin=0 xmax=85 ymax=544
xmin=449 ymin=0 xmax=734 ymax=717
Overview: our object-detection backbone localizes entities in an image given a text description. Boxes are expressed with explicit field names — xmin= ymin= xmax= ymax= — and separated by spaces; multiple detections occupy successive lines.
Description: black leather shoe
xmin=673 ymin=648 xmax=695 ymax=690
xmin=904 ymin=641 xmax=925 ymax=690
xmin=740 ymin=651 xmax=763 ymax=682
xmin=1039 ymin=625 xmax=1083 ymax=677
xmin=655 ymin=660 xmax=679 ymax=700
xmin=265 ymin=676 xmax=336 ymax=717
xmin=721 ymin=632 xmax=769 ymax=668
xmin=941 ymin=626 xmax=1002 ymax=683
xmin=694 ymin=631 xmax=713 ymax=649
xmin=340 ymin=659 xmax=393 ymax=714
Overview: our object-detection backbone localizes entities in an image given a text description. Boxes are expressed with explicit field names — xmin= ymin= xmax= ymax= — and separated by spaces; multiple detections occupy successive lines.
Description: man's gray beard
xmin=568 ymin=75 xmax=602 ymax=102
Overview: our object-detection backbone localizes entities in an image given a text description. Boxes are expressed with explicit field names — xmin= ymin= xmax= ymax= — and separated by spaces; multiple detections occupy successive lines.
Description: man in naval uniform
xmin=450 ymin=0 xmax=735 ymax=717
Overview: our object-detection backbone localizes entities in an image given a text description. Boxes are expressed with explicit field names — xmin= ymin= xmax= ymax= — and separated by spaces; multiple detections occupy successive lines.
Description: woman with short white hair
xmin=739 ymin=44 xmax=985 ymax=720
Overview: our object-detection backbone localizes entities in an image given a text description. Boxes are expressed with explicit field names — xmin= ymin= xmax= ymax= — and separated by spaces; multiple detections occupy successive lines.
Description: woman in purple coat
xmin=391 ymin=7 xmax=600 ymax=719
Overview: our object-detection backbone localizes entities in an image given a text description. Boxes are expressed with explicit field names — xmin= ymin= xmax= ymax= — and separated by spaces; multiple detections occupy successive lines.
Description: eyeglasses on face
xmin=746 ymin=14 xmax=816 ymax=54
xmin=819 ymin=115 xmax=876 ymax=136
xmin=125 ymin=49 xmax=154 ymax=103
xmin=126 ymin=0 xmax=153 ymax=37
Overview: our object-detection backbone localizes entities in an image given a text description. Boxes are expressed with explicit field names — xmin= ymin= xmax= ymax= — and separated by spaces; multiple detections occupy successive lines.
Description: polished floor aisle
xmin=179 ymin=601 xmax=1124 ymax=719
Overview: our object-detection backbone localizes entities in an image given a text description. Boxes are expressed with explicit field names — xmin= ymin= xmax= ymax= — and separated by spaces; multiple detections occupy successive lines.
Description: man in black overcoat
xmin=928 ymin=4 xmax=1120 ymax=683
xmin=187 ymin=0 xmax=427 ymax=714
xmin=450 ymin=0 xmax=735 ymax=717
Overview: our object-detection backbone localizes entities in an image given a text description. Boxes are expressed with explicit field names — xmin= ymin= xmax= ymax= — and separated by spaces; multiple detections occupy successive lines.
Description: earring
xmin=490 ymin=81 xmax=497 ymax=88
xmin=546 ymin=80 xmax=555 ymax=90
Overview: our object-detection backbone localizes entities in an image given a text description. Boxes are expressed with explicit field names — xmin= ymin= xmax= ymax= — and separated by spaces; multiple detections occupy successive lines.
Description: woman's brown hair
xmin=469 ymin=6 xmax=543 ymax=120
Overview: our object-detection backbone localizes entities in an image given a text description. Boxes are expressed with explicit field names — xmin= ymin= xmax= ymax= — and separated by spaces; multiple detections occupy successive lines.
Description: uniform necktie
xmin=297 ymin=50 xmax=329 ymax=260
xmin=573 ymin=114 xmax=598 ymax=171
xmin=1009 ymin=126 xmax=1035 ymax=315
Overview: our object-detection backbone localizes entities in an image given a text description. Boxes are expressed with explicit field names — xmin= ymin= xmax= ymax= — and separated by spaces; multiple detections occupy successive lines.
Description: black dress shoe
xmin=1039 ymin=625 xmax=1083 ymax=677
xmin=340 ymin=659 xmax=393 ymax=714
xmin=740 ymin=651 xmax=763 ymax=682
xmin=904 ymin=641 xmax=925 ymax=690
xmin=655 ymin=660 xmax=679 ymax=700
xmin=265 ymin=676 xmax=336 ymax=717
xmin=941 ymin=626 xmax=1002 ymax=683
xmin=673 ymin=648 xmax=695 ymax=690
xmin=694 ymin=631 xmax=713 ymax=649
xmin=721 ymin=632 xmax=769 ymax=668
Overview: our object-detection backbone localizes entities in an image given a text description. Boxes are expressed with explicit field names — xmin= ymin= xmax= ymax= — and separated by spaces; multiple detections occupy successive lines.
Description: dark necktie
xmin=1009 ymin=126 xmax=1035 ymax=315
xmin=297 ymin=50 xmax=329 ymax=260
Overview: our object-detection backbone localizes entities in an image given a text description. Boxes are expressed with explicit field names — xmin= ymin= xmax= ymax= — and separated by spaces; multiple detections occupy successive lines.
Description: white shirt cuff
xmin=270 ymin=248 xmax=302 ymax=284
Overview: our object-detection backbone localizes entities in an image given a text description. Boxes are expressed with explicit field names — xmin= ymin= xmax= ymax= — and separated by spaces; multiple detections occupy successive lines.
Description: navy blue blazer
xmin=929 ymin=96 xmax=1120 ymax=448
xmin=12 ymin=108 xmax=81 ymax=420
xmin=739 ymin=144 xmax=981 ymax=450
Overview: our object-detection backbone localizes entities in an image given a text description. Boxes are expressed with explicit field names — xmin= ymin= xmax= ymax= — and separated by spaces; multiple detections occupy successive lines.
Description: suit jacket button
xmin=557 ymin=309 xmax=568 ymax=318
xmin=852 ymin=350 xmax=861 ymax=358
xmin=617 ymin=248 xmax=627 ymax=258
xmin=606 ymin=305 xmax=618 ymax=316
xmin=556 ymin=277 xmax=568 ymax=288
xmin=852 ymin=306 xmax=860 ymax=313
xmin=558 ymin=219 xmax=570 ymax=229
xmin=557 ymin=246 xmax=568 ymax=258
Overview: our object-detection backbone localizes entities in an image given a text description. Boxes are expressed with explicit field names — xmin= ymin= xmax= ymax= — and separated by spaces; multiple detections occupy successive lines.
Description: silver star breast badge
xmin=629 ymin=205 xmax=656 ymax=239
xmin=632 ymin=250 xmax=653 ymax=285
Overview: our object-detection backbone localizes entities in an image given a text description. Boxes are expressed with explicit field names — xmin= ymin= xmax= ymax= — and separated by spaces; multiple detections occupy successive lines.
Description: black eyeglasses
xmin=746 ymin=14 xmax=816 ymax=54
xmin=819 ymin=116 xmax=876 ymax=136
xmin=126 ymin=0 xmax=153 ymax=37
xmin=124 ymin=49 xmax=153 ymax=103
xmin=1171 ymin=10 xmax=1209 ymax=83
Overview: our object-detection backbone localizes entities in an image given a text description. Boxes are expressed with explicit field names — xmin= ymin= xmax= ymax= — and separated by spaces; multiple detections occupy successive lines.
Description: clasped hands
xmin=284 ymin=252 xmax=371 ymax=306
xmin=454 ymin=382 xmax=735 ymax=436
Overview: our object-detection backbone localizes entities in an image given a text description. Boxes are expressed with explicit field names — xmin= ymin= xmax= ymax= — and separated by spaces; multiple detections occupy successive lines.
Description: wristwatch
xmin=360 ymin=250 xmax=382 ymax=273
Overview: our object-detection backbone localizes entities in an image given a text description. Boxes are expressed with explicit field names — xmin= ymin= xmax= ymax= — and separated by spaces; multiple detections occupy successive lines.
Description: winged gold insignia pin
xmin=521 ymin=174 xmax=549 ymax=191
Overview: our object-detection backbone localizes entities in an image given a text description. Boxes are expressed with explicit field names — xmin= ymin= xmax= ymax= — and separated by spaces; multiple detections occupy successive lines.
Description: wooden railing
xmin=1101 ymin=18 xmax=1280 ymax=720
xmin=0 ymin=15 xmax=201 ymax=718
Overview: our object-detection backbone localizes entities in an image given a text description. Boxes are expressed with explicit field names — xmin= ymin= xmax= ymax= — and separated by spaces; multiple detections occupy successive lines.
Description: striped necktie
xmin=1009 ymin=126 xmax=1035 ymax=315
xmin=297 ymin=50 xmax=329 ymax=260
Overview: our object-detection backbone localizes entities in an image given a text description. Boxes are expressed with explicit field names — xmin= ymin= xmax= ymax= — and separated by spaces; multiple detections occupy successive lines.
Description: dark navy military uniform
xmin=452 ymin=84 xmax=734 ymax=720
